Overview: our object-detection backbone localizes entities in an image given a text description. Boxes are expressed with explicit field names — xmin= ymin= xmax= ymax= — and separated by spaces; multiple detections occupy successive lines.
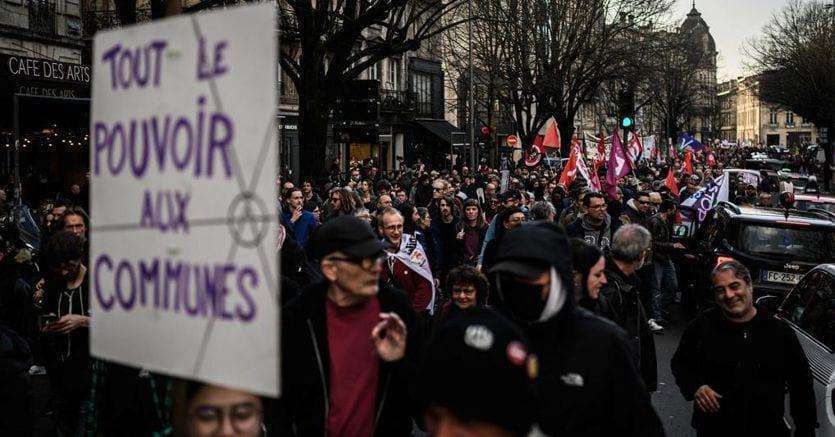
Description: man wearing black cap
xmin=488 ymin=223 xmax=664 ymax=437
xmin=420 ymin=308 xmax=538 ymax=437
xmin=278 ymin=215 xmax=422 ymax=436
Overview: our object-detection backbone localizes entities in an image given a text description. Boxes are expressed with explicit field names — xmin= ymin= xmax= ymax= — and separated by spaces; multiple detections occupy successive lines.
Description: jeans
xmin=652 ymin=258 xmax=678 ymax=321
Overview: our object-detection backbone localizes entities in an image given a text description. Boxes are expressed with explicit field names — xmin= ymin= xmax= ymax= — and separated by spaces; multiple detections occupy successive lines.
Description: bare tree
xmin=279 ymin=0 xmax=467 ymax=180
xmin=480 ymin=0 xmax=672 ymax=154
xmin=747 ymin=0 xmax=835 ymax=188
xmin=640 ymin=26 xmax=715 ymax=142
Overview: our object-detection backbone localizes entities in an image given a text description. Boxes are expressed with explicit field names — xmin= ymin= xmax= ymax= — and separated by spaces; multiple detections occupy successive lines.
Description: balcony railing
xmin=380 ymin=89 xmax=417 ymax=114
xmin=27 ymin=0 xmax=56 ymax=35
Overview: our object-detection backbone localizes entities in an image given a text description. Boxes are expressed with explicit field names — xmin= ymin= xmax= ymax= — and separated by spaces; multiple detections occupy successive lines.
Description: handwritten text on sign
xmin=90 ymin=4 xmax=279 ymax=397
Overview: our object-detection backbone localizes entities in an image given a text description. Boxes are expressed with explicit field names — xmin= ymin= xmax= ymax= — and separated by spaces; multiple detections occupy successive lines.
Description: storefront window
xmin=412 ymin=71 xmax=431 ymax=115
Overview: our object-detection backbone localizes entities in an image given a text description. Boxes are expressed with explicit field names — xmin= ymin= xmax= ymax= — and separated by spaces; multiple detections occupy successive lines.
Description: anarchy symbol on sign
xmin=226 ymin=191 xmax=270 ymax=248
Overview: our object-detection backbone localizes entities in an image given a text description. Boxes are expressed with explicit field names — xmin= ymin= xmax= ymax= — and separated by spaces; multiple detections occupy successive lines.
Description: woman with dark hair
xmin=456 ymin=198 xmax=487 ymax=267
xmin=430 ymin=196 xmax=462 ymax=285
xmin=435 ymin=266 xmax=490 ymax=326
xmin=570 ymin=239 xmax=611 ymax=317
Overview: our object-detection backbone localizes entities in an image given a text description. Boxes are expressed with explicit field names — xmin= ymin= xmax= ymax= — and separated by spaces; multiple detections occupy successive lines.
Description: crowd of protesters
xmin=0 ymin=140 xmax=824 ymax=436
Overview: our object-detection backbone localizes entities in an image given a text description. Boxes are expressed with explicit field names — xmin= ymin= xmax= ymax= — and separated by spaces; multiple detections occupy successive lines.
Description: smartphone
xmin=39 ymin=313 xmax=58 ymax=330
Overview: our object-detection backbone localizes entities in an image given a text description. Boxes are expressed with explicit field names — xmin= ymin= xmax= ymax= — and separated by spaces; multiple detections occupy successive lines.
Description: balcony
xmin=380 ymin=89 xmax=417 ymax=114
xmin=27 ymin=0 xmax=56 ymax=36
xmin=81 ymin=8 xmax=151 ymax=38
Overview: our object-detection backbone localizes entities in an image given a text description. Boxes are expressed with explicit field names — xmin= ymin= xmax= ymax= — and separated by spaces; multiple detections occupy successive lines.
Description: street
xmin=652 ymin=304 xmax=697 ymax=437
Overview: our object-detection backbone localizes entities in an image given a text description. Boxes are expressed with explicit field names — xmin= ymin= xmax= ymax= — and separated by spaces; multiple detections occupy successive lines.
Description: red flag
xmin=665 ymin=168 xmax=679 ymax=196
xmin=542 ymin=119 xmax=560 ymax=150
xmin=533 ymin=134 xmax=544 ymax=148
xmin=683 ymin=150 xmax=694 ymax=175
xmin=597 ymin=129 xmax=606 ymax=162
xmin=559 ymin=146 xmax=579 ymax=186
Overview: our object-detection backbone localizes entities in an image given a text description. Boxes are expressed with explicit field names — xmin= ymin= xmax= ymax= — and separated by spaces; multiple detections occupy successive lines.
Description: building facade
xmin=1 ymin=0 xmax=90 ymax=184
xmin=679 ymin=3 xmax=717 ymax=142
xmin=717 ymin=78 xmax=737 ymax=141
xmin=724 ymin=75 xmax=819 ymax=147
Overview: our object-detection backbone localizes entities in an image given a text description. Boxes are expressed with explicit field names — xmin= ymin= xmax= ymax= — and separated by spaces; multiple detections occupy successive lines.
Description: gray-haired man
xmin=597 ymin=224 xmax=658 ymax=393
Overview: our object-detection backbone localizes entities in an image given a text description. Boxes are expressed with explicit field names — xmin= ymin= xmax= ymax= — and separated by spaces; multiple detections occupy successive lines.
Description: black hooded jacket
xmin=491 ymin=224 xmax=664 ymax=437
xmin=277 ymin=281 xmax=422 ymax=436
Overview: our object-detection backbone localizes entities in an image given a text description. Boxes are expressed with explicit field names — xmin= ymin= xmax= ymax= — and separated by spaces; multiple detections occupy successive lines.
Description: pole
xmin=467 ymin=0 xmax=475 ymax=170
xmin=13 ymin=94 xmax=20 ymax=210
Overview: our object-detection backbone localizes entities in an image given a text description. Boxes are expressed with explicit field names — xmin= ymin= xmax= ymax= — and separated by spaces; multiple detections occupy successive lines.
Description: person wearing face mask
xmin=597 ymin=224 xmax=658 ymax=392
xmin=488 ymin=223 xmax=663 ymax=437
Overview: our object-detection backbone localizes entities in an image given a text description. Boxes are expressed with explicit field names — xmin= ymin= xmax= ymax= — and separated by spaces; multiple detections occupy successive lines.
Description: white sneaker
xmin=647 ymin=319 xmax=665 ymax=333
xmin=28 ymin=365 xmax=47 ymax=375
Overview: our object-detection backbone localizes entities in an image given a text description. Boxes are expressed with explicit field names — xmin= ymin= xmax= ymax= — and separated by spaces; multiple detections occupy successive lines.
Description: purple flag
xmin=605 ymin=131 xmax=632 ymax=190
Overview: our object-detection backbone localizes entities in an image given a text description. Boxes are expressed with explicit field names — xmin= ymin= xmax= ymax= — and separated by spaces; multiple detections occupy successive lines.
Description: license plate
xmin=763 ymin=271 xmax=801 ymax=284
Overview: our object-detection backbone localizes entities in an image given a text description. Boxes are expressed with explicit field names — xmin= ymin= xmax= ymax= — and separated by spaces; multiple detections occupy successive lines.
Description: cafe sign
xmin=0 ymin=54 xmax=91 ymax=85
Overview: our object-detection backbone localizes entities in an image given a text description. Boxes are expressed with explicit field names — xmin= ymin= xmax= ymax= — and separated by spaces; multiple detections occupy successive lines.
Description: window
xmin=797 ymin=273 xmax=835 ymax=351
xmin=786 ymin=112 xmax=795 ymax=126
xmin=412 ymin=71 xmax=432 ymax=115
xmin=738 ymin=225 xmax=835 ymax=262
xmin=367 ymin=62 xmax=379 ymax=81
xmin=387 ymin=58 xmax=401 ymax=90
xmin=783 ymin=272 xmax=824 ymax=324
xmin=769 ymin=110 xmax=778 ymax=125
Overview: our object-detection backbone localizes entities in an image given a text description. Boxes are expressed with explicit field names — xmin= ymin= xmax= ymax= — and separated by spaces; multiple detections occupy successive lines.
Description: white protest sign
xmin=89 ymin=4 xmax=279 ymax=397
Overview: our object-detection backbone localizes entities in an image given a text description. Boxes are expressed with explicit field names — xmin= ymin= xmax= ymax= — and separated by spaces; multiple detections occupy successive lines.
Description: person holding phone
xmin=278 ymin=215 xmax=421 ymax=436
xmin=39 ymin=230 xmax=92 ymax=435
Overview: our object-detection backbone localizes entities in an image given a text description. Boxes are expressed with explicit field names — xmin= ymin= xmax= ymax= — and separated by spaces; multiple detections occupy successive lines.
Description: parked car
xmin=770 ymin=264 xmax=835 ymax=436
xmin=687 ymin=202 xmax=835 ymax=303
xmin=795 ymin=194 xmax=835 ymax=215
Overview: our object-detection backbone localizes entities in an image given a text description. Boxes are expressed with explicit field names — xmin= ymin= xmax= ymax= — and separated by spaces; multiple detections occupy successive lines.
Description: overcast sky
xmin=670 ymin=0 xmax=788 ymax=81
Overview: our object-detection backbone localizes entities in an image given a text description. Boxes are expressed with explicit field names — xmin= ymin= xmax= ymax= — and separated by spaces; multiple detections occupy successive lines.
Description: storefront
xmin=0 ymin=54 xmax=91 ymax=200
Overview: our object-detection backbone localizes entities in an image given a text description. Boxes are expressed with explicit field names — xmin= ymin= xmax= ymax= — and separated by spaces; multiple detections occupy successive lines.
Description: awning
xmin=413 ymin=118 xmax=461 ymax=145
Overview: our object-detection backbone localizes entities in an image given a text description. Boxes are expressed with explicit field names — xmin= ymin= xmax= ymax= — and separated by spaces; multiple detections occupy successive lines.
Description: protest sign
xmin=89 ymin=3 xmax=279 ymax=397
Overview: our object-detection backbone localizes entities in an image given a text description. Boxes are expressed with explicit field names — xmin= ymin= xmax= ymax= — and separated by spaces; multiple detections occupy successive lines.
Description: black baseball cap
xmin=307 ymin=215 xmax=386 ymax=260
xmin=419 ymin=308 xmax=537 ymax=436
xmin=489 ymin=223 xmax=572 ymax=280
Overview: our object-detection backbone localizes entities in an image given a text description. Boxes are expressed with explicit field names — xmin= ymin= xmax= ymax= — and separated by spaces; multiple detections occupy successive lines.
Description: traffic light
xmin=618 ymin=88 xmax=635 ymax=136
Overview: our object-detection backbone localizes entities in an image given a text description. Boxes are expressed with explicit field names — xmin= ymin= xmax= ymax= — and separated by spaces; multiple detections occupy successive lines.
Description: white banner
xmin=89 ymin=4 xmax=280 ymax=396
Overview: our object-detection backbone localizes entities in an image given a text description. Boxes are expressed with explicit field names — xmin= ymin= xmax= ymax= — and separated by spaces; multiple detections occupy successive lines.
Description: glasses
xmin=327 ymin=253 xmax=386 ymax=270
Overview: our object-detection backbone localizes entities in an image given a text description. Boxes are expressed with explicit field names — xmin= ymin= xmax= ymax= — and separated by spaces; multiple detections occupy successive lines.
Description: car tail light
xmin=716 ymin=256 xmax=734 ymax=266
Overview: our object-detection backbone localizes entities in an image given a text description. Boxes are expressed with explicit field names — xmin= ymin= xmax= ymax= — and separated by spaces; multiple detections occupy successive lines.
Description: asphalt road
xmin=652 ymin=303 xmax=698 ymax=437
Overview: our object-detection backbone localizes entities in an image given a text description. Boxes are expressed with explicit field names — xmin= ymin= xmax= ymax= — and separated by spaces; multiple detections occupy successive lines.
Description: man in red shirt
xmin=279 ymin=215 xmax=422 ymax=436
xmin=378 ymin=208 xmax=435 ymax=316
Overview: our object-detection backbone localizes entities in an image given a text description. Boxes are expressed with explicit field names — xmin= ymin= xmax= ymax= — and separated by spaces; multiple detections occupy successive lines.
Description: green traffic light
xmin=621 ymin=117 xmax=633 ymax=128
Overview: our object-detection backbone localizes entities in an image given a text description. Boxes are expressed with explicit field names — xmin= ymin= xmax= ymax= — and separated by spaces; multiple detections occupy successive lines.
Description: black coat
xmin=277 ymin=281 xmax=422 ymax=436
xmin=671 ymin=307 xmax=817 ymax=436
xmin=598 ymin=258 xmax=658 ymax=391
xmin=523 ymin=302 xmax=664 ymax=437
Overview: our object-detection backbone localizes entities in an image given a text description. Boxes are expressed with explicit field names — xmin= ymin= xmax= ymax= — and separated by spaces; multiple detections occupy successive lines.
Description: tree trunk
xmin=556 ymin=116 xmax=575 ymax=157
xmin=824 ymin=124 xmax=833 ymax=191
xmin=297 ymin=75 xmax=332 ymax=183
